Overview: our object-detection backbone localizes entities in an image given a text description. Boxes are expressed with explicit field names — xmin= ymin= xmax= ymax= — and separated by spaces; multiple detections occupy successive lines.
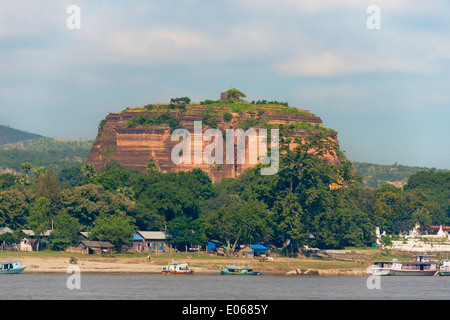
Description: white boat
xmin=368 ymin=254 xmax=438 ymax=276
xmin=367 ymin=261 xmax=393 ymax=276
xmin=438 ymin=259 xmax=450 ymax=276
xmin=162 ymin=261 xmax=194 ymax=275
xmin=0 ymin=260 xmax=27 ymax=274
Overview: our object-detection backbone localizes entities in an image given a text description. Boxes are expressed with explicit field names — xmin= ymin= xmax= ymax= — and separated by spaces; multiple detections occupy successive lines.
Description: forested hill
xmin=0 ymin=125 xmax=92 ymax=174
xmin=352 ymin=161 xmax=447 ymax=189
xmin=0 ymin=137 xmax=93 ymax=151
xmin=0 ymin=124 xmax=43 ymax=144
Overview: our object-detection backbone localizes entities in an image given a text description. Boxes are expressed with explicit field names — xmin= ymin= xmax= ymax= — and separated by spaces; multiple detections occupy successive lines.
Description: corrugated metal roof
xmin=78 ymin=241 xmax=114 ymax=248
xmin=137 ymin=231 xmax=172 ymax=240
xmin=80 ymin=232 xmax=89 ymax=238
xmin=0 ymin=227 xmax=13 ymax=235
xmin=22 ymin=229 xmax=52 ymax=236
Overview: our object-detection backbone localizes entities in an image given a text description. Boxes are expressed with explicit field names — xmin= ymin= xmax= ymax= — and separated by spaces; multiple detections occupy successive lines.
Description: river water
xmin=2 ymin=274 xmax=450 ymax=300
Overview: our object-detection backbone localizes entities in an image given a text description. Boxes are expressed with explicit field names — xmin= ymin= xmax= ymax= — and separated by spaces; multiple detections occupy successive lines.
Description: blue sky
xmin=0 ymin=0 xmax=449 ymax=169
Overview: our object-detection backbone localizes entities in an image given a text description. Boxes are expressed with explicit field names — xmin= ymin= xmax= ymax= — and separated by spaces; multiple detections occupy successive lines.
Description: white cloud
xmin=233 ymin=0 xmax=446 ymax=14
xmin=0 ymin=1 xmax=72 ymax=36
xmin=105 ymin=28 xmax=212 ymax=62
xmin=275 ymin=51 xmax=432 ymax=77
xmin=430 ymin=41 xmax=450 ymax=60
xmin=76 ymin=23 xmax=273 ymax=67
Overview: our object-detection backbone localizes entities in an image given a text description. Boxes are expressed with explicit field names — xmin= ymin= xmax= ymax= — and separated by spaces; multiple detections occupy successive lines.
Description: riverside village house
xmin=131 ymin=231 xmax=172 ymax=252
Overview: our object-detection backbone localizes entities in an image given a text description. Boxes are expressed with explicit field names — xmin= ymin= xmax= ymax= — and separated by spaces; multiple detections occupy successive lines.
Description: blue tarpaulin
xmin=248 ymin=244 xmax=268 ymax=252
xmin=207 ymin=242 xmax=217 ymax=250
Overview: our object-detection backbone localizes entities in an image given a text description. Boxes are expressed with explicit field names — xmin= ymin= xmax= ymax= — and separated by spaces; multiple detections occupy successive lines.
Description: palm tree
xmin=20 ymin=162 xmax=32 ymax=174
xmin=34 ymin=167 xmax=47 ymax=179
xmin=15 ymin=174 xmax=31 ymax=186
xmin=81 ymin=164 xmax=96 ymax=179
xmin=145 ymin=160 xmax=158 ymax=174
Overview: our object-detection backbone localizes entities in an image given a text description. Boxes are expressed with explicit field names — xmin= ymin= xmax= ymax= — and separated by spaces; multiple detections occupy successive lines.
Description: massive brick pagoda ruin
xmin=87 ymin=92 xmax=338 ymax=182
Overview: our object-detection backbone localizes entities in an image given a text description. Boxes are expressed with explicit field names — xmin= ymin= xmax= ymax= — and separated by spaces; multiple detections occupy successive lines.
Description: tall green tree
xmin=58 ymin=166 xmax=83 ymax=187
xmin=167 ymin=216 xmax=207 ymax=248
xmin=50 ymin=211 xmax=81 ymax=250
xmin=405 ymin=170 xmax=450 ymax=223
xmin=0 ymin=189 xmax=29 ymax=230
xmin=28 ymin=197 xmax=50 ymax=251
xmin=276 ymin=130 xmax=337 ymax=193
xmin=226 ymin=88 xmax=246 ymax=101
xmin=273 ymin=192 xmax=306 ymax=251
xmin=60 ymin=184 xmax=134 ymax=228
xmin=202 ymin=198 xmax=272 ymax=254
xmin=89 ymin=213 xmax=135 ymax=249
xmin=203 ymin=200 xmax=245 ymax=255
xmin=0 ymin=173 xmax=16 ymax=190
xmin=34 ymin=169 xmax=61 ymax=222
xmin=313 ymin=197 xmax=374 ymax=249
xmin=373 ymin=184 xmax=443 ymax=233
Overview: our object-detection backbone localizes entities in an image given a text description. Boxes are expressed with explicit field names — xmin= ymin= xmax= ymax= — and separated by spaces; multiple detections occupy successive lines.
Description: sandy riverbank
xmin=19 ymin=257 xmax=212 ymax=274
xmin=14 ymin=256 xmax=369 ymax=276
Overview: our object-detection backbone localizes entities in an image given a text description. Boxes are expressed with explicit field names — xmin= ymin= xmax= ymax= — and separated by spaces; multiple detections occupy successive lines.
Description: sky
xmin=0 ymin=0 xmax=449 ymax=169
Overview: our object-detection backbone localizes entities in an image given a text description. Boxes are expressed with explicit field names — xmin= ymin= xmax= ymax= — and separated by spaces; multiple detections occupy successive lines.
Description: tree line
xmin=0 ymin=130 xmax=448 ymax=253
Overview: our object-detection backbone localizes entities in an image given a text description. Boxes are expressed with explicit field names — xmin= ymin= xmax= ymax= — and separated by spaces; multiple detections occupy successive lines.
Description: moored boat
xmin=0 ymin=260 xmax=27 ymax=274
xmin=368 ymin=254 xmax=438 ymax=276
xmin=438 ymin=259 xmax=450 ymax=276
xmin=162 ymin=261 xmax=194 ymax=275
xmin=220 ymin=262 xmax=262 ymax=275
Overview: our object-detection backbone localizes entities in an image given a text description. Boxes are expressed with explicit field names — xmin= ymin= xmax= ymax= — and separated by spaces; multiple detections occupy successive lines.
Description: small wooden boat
xmin=0 ymin=260 xmax=27 ymax=274
xmin=162 ymin=261 xmax=194 ymax=275
xmin=220 ymin=262 xmax=262 ymax=275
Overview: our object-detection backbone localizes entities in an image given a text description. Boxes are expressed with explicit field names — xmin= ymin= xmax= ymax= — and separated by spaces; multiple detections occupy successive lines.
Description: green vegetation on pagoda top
xmin=113 ymin=88 xmax=336 ymax=136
